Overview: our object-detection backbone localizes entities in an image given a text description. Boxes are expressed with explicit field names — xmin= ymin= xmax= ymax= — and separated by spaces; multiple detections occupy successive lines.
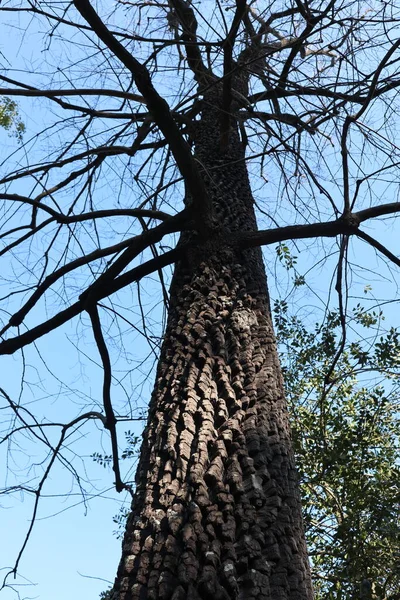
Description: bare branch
xmin=168 ymin=0 xmax=210 ymax=80
xmin=1 ymin=210 xmax=187 ymax=333
xmin=0 ymin=194 xmax=172 ymax=223
xmin=340 ymin=38 xmax=400 ymax=214
xmin=220 ymin=0 xmax=247 ymax=147
xmin=88 ymin=305 xmax=132 ymax=495
xmin=0 ymin=242 xmax=187 ymax=356
xmin=356 ymin=230 xmax=400 ymax=269
xmin=73 ymin=0 xmax=212 ymax=231
xmin=0 ymin=87 xmax=144 ymax=103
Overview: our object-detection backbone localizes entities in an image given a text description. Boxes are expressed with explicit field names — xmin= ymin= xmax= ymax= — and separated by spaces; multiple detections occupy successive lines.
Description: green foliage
xmin=0 ymin=98 xmax=25 ymax=141
xmin=92 ymin=451 xmax=113 ymax=467
xmin=92 ymin=430 xmax=140 ymax=538
xmin=112 ymin=505 xmax=130 ymax=539
xmin=276 ymin=243 xmax=298 ymax=270
xmin=99 ymin=588 xmax=113 ymax=599
xmin=274 ymin=300 xmax=400 ymax=600
xmin=91 ymin=431 xmax=140 ymax=468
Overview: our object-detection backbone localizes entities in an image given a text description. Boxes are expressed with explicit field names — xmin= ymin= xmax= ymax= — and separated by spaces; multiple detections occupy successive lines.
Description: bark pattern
xmin=112 ymin=90 xmax=314 ymax=600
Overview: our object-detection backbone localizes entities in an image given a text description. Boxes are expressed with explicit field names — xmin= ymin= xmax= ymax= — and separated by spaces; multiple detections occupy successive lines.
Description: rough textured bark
xmin=112 ymin=89 xmax=314 ymax=600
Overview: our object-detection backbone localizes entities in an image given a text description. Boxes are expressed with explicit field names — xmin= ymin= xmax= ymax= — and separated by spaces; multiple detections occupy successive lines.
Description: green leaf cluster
xmin=275 ymin=301 xmax=400 ymax=599
xmin=0 ymin=98 xmax=25 ymax=141
xmin=276 ymin=243 xmax=298 ymax=270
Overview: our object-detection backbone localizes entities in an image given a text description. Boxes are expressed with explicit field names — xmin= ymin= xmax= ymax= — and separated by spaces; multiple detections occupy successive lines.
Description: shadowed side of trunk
xmin=112 ymin=91 xmax=314 ymax=600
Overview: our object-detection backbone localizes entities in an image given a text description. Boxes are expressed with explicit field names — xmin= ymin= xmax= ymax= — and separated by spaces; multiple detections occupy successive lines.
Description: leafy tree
xmin=1 ymin=1 xmax=400 ymax=599
xmin=275 ymin=300 xmax=400 ymax=599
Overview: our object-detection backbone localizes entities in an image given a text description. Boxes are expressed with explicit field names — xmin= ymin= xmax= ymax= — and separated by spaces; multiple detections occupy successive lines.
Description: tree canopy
xmin=276 ymin=300 xmax=400 ymax=599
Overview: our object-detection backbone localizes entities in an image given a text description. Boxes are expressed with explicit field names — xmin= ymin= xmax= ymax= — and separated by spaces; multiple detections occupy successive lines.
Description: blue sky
xmin=0 ymin=316 xmax=133 ymax=600
xmin=1 ymin=485 xmax=122 ymax=600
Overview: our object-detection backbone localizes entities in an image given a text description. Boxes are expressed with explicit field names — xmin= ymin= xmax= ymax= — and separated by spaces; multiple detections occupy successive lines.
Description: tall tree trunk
xmin=112 ymin=90 xmax=314 ymax=600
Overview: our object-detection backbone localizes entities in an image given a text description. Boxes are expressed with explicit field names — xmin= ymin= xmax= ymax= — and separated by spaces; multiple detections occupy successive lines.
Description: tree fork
xmin=111 ymin=92 xmax=314 ymax=600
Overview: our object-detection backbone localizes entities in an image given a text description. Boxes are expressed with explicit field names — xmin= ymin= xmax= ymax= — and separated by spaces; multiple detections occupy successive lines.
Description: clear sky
xmin=0 ymin=316 xmax=134 ymax=600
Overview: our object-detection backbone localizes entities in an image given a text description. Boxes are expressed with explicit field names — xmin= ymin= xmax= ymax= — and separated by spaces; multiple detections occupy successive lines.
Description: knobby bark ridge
xmin=112 ymin=84 xmax=314 ymax=600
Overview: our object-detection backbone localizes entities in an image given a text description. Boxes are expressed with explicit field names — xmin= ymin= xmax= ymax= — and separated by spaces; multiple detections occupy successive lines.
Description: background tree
xmin=1 ymin=1 xmax=400 ymax=599
xmin=275 ymin=298 xmax=400 ymax=599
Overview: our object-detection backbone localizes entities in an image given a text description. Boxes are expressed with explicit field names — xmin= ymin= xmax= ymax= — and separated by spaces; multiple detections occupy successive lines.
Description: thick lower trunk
xmin=112 ymin=100 xmax=314 ymax=600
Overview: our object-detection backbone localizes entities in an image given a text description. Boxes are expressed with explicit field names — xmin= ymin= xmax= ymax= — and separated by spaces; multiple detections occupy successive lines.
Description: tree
xmin=275 ymin=301 xmax=400 ymax=599
xmin=1 ymin=1 xmax=400 ymax=599
xmin=109 ymin=300 xmax=400 ymax=600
